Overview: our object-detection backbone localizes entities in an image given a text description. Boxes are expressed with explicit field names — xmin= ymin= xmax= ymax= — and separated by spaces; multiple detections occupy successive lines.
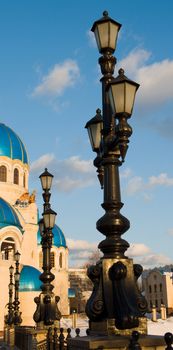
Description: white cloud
xmin=67 ymin=238 xmax=171 ymax=269
xmin=54 ymin=177 xmax=94 ymax=192
xmin=126 ymin=176 xmax=144 ymax=195
xmin=149 ymin=173 xmax=173 ymax=187
xmin=118 ymin=49 xmax=173 ymax=110
xmin=63 ymin=156 xmax=93 ymax=174
xmin=125 ymin=172 xmax=173 ymax=196
xmin=67 ymin=238 xmax=97 ymax=251
xmin=168 ymin=228 xmax=173 ymax=236
xmin=127 ymin=243 xmax=171 ymax=268
xmin=137 ymin=254 xmax=172 ymax=268
xmin=30 ymin=153 xmax=96 ymax=192
xmin=32 ymin=59 xmax=80 ymax=97
xmin=67 ymin=238 xmax=98 ymax=265
xmin=118 ymin=49 xmax=151 ymax=76
xmin=30 ymin=153 xmax=55 ymax=172
xmin=87 ymin=30 xmax=96 ymax=48
xmin=127 ymin=243 xmax=151 ymax=257
xmin=120 ymin=168 xmax=132 ymax=179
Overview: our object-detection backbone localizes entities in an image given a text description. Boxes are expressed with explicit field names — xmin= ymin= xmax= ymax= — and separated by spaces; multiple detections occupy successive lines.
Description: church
xmin=0 ymin=122 xmax=69 ymax=330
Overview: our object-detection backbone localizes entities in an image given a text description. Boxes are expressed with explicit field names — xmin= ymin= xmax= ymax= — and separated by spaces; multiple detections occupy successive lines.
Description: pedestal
xmin=89 ymin=317 xmax=147 ymax=336
xmin=68 ymin=334 xmax=165 ymax=350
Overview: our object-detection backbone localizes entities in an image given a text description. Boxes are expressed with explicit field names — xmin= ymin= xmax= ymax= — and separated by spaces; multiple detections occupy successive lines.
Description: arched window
xmin=23 ymin=173 xmax=26 ymax=188
xmin=149 ymin=285 xmax=152 ymax=293
xmin=59 ymin=253 xmax=63 ymax=268
xmin=50 ymin=252 xmax=55 ymax=268
xmin=1 ymin=237 xmax=15 ymax=260
xmin=160 ymin=283 xmax=162 ymax=292
xmin=0 ymin=165 xmax=7 ymax=182
xmin=154 ymin=284 xmax=157 ymax=292
xmin=14 ymin=168 xmax=19 ymax=185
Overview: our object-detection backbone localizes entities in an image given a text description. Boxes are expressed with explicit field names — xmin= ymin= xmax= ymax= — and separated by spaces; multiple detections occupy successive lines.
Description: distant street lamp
xmin=5 ymin=265 xmax=14 ymax=326
xmin=13 ymin=251 xmax=22 ymax=325
xmin=85 ymin=11 xmax=147 ymax=334
xmin=33 ymin=168 xmax=61 ymax=327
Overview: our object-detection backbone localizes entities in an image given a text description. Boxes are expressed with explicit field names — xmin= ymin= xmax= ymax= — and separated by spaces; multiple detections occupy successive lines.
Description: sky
xmin=0 ymin=0 xmax=173 ymax=268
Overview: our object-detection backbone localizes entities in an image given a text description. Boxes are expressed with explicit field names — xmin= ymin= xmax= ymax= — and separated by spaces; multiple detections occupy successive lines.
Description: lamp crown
xmin=103 ymin=10 xmax=108 ymax=17
xmin=118 ymin=68 xmax=124 ymax=76
xmin=96 ymin=108 xmax=101 ymax=115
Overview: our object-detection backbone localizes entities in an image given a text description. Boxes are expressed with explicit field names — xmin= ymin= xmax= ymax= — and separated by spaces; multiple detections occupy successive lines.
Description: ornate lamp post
xmin=13 ymin=251 xmax=22 ymax=325
xmin=5 ymin=265 xmax=14 ymax=326
xmin=33 ymin=168 xmax=61 ymax=327
xmin=85 ymin=11 xmax=147 ymax=335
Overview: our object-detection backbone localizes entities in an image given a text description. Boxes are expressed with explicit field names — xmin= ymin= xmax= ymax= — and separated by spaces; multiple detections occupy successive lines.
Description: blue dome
xmin=37 ymin=224 xmax=67 ymax=248
xmin=19 ymin=265 xmax=41 ymax=292
xmin=0 ymin=197 xmax=22 ymax=231
xmin=0 ymin=123 xmax=28 ymax=164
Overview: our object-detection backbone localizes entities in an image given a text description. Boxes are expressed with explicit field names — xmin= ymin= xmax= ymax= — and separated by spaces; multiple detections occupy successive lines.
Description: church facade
xmin=0 ymin=123 xmax=69 ymax=330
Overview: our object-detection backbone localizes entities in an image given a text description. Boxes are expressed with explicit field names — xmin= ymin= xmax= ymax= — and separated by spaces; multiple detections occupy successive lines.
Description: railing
xmin=8 ymin=325 xmax=173 ymax=350
xmin=128 ymin=331 xmax=173 ymax=350
xmin=25 ymin=327 xmax=85 ymax=350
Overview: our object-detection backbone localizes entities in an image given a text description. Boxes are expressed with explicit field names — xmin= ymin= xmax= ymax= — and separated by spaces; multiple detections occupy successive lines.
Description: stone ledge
xmin=68 ymin=334 xmax=165 ymax=350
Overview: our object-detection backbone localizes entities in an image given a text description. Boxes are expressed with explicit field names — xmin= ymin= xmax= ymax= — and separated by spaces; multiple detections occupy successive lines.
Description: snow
xmin=60 ymin=316 xmax=173 ymax=336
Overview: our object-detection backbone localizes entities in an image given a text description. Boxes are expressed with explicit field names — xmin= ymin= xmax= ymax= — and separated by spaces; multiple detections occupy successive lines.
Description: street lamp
xmin=5 ymin=265 xmax=14 ymax=326
xmin=13 ymin=251 xmax=22 ymax=325
xmin=85 ymin=11 xmax=147 ymax=334
xmin=33 ymin=169 xmax=61 ymax=327
xmin=85 ymin=109 xmax=104 ymax=188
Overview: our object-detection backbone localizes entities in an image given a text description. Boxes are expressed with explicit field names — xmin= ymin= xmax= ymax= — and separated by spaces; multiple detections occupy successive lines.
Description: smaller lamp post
xmin=5 ymin=265 xmax=14 ymax=326
xmin=33 ymin=168 xmax=61 ymax=327
xmin=13 ymin=251 xmax=22 ymax=325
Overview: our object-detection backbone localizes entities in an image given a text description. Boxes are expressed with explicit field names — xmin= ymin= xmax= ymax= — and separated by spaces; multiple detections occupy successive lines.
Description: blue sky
xmin=0 ymin=0 xmax=173 ymax=267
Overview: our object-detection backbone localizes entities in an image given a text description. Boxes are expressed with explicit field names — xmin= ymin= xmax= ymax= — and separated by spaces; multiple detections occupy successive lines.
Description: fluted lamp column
xmin=13 ymin=251 xmax=22 ymax=325
xmin=5 ymin=265 xmax=14 ymax=326
xmin=33 ymin=168 xmax=61 ymax=328
xmin=85 ymin=11 xmax=148 ymax=336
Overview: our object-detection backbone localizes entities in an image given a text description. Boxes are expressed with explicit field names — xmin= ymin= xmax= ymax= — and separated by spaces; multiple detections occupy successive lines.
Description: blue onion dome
xmin=0 ymin=197 xmax=23 ymax=231
xmin=0 ymin=123 xmax=28 ymax=164
xmin=37 ymin=224 xmax=67 ymax=248
xmin=19 ymin=265 xmax=41 ymax=292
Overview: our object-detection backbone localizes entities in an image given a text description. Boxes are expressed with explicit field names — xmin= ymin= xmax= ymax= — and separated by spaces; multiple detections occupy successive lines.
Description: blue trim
xmin=19 ymin=265 xmax=41 ymax=292
xmin=68 ymin=288 xmax=76 ymax=298
xmin=37 ymin=223 xmax=67 ymax=248
xmin=0 ymin=197 xmax=23 ymax=232
xmin=0 ymin=123 xmax=28 ymax=164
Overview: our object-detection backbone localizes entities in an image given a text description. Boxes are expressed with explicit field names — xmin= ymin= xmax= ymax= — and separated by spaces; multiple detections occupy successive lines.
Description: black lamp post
xmin=85 ymin=11 xmax=147 ymax=334
xmin=33 ymin=168 xmax=61 ymax=327
xmin=5 ymin=265 xmax=14 ymax=326
xmin=13 ymin=251 xmax=22 ymax=325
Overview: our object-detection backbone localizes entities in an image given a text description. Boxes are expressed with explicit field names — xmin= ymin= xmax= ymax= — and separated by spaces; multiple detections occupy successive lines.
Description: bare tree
xmin=82 ymin=249 xmax=102 ymax=268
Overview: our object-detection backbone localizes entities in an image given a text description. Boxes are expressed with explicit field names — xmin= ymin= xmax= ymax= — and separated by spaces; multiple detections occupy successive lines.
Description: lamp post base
xmin=33 ymin=293 xmax=61 ymax=327
xmin=89 ymin=317 xmax=147 ymax=336
xmin=86 ymin=258 xmax=147 ymax=331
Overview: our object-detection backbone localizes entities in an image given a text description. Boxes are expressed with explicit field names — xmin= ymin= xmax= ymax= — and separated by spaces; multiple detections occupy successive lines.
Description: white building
xmin=0 ymin=122 xmax=69 ymax=330
xmin=142 ymin=270 xmax=173 ymax=315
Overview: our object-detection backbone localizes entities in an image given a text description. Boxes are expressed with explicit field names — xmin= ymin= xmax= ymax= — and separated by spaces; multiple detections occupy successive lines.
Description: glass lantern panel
xmin=109 ymin=22 xmax=119 ymax=51
xmin=125 ymin=83 xmax=137 ymax=115
xmin=49 ymin=213 xmax=56 ymax=229
xmin=88 ymin=123 xmax=102 ymax=151
xmin=109 ymin=83 xmax=125 ymax=114
xmin=41 ymin=175 xmax=53 ymax=191
xmin=95 ymin=22 xmax=119 ymax=52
